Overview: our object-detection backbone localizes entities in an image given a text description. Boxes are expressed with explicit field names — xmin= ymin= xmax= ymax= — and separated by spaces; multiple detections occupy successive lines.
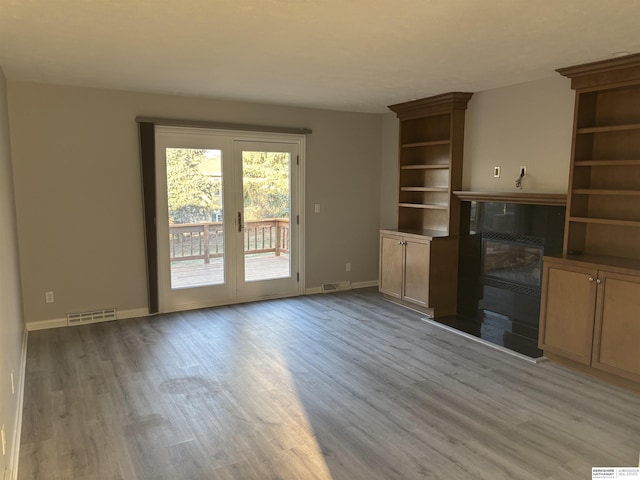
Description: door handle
xmin=237 ymin=211 xmax=243 ymax=232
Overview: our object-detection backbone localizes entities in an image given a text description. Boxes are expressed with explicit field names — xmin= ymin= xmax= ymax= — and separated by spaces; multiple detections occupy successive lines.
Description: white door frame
xmin=154 ymin=126 xmax=305 ymax=313
xmin=233 ymin=140 xmax=301 ymax=301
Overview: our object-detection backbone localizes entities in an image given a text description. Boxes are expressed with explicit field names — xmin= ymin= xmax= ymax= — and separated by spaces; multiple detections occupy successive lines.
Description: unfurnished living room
xmin=1 ymin=1 xmax=640 ymax=479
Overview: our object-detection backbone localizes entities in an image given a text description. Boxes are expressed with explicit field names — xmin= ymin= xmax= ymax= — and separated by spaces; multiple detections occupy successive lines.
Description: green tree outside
xmin=166 ymin=148 xmax=289 ymax=224
xmin=242 ymin=151 xmax=290 ymax=221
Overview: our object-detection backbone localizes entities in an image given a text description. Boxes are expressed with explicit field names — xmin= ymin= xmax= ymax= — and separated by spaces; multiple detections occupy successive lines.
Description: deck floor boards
xmin=18 ymin=288 xmax=640 ymax=479
xmin=171 ymin=254 xmax=290 ymax=288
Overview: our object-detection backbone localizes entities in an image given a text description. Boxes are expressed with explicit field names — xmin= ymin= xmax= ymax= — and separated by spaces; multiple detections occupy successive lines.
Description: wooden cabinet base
xmin=539 ymin=255 xmax=640 ymax=391
xmin=544 ymin=352 xmax=640 ymax=394
xmin=379 ymin=230 xmax=458 ymax=318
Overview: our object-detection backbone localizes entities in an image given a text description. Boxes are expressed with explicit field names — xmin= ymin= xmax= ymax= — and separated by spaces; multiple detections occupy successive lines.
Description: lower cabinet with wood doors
xmin=539 ymin=256 xmax=640 ymax=388
xmin=379 ymin=229 xmax=458 ymax=317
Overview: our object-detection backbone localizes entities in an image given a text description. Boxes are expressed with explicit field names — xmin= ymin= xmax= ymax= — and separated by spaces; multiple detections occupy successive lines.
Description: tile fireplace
xmin=438 ymin=196 xmax=565 ymax=358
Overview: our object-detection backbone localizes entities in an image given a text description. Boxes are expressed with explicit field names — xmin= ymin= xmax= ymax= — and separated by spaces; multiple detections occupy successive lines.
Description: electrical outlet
xmin=346 ymin=262 xmax=351 ymax=272
xmin=45 ymin=291 xmax=54 ymax=303
xmin=10 ymin=371 xmax=14 ymax=395
xmin=1 ymin=424 xmax=6 ymax=456
xmin=493 ymin=166 xmax=501 ymax=178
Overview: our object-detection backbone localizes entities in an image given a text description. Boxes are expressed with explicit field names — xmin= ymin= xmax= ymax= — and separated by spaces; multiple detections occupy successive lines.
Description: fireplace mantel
xmin=453 ymin=191 xmax=567 ymax=206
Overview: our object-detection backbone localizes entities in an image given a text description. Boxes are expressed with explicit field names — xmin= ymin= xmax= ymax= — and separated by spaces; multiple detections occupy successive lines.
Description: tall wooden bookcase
xmin=559 ymin=55 xmax=640 ymax=259
xmin=379 ymin=92 xmax=472 ymax=317
xmin=538 ymin=53 xmax=640 ymax=389
xmin=389 ymin=92 xmax=473 ymax=236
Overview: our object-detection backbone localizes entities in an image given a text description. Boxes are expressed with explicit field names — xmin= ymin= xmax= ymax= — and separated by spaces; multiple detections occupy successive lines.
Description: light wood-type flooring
xmin=19 ymin=288 xmax=640 ymax=479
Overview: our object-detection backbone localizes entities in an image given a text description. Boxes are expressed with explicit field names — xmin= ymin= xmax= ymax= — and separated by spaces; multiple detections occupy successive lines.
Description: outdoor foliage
xmin=242 ymin=151 xmax=290 ymax=221
xmin=166 ymin=148 xmax=221 ymax=224
xmin=166 ymin=148 xmax=290 ymax=225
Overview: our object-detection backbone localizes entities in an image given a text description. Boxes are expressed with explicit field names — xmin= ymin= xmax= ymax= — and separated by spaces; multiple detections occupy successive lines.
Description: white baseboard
xmin=25 ymin=307 xmax=151 ymax=331
xmin=25 ymin=284 xmax=380 ymax=330
xmin=353 ymin=280 xmax=379 ymax=289
xmin=25 ymin=317 xmax=67 ymax=331
xmin=117 ymin=308 xmax=150 ymax=320
xmin=305 ymin=279 xmax=378 ymax=295
xmin=10 ymin=328 xmax=28 ymax=480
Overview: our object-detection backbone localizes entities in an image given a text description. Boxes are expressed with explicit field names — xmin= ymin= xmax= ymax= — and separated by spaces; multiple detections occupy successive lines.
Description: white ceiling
xmin=1 ymin=0 xmax=639 ymax=113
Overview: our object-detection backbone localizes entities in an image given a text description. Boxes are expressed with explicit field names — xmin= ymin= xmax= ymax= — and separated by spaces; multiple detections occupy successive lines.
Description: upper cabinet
xmin=557 ymin=53 xmax=640 ymax=262
xmin=388 ymin=92 xmax=473 ymax=237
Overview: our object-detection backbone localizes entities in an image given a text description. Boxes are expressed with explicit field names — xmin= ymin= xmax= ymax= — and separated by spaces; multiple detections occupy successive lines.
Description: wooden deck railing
xmin=169 ymin=218 xmax=289 ymax=263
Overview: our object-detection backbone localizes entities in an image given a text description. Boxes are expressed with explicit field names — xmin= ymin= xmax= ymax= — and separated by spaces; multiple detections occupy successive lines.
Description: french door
xmin=155 ymin=127 xmax=303 ymax=313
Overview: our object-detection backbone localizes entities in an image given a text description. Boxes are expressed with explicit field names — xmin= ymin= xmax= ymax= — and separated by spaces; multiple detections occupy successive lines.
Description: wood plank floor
xmin=19 ymin=288 xmax=640 ymax=479
xmin=171 ymin=254 xmax=290 ymax=288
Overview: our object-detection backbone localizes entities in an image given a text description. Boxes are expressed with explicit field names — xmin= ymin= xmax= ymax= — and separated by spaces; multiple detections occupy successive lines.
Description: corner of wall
xmin=0 ymin=64 xmax=28 ymax=480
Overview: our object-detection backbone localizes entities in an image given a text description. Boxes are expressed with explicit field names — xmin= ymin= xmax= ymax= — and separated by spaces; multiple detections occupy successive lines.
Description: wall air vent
xmin=321 ymin=281 xmax=352 ymax=293
xmin=67 ymin=308 xmax=117 ymax=326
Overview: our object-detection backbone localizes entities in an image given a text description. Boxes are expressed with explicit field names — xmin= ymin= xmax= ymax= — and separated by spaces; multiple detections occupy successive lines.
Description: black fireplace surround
xmin=438 ymin=201 xmax=565 ymax=358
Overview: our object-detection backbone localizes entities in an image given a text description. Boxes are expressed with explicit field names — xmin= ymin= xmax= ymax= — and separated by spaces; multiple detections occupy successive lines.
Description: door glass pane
xmin=166 ymin=148 xmax=224 ymax=288
xmin=242 ymin=150 xmax=291 ymax=281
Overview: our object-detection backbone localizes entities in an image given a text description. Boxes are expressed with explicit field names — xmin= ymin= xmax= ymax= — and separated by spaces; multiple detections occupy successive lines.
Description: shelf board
xmin=544 ymin=253 xmax=640 ymax=275
xmin=399 ymin=203 xmax=448 ymax=210
xmin=569 ymin=216 xmax=640 ymax=228
xmin=400 ymin=164 xmax=450 ymax=170
xmin=453 ymin=191 xmax=567 ymax=206
xmin=400 ymin=186 xmax=448 ymax=192
xmin=401 ymin=140 xmax=450 ymax=148
xmin=577 ymin=124 xmax=640 ymax=134
xmin=573 ymin=188 xmax=640 ymax=196
xmin=574 ymin=159 xmax=640 ymax=167
xmin=381 ymin=228 xmax=450 ymax=239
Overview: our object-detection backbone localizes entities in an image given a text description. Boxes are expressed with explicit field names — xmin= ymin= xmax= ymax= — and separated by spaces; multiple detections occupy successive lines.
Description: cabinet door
xmin=379 ymin=234 xmax=404 ymax=299
xmin=403 ymin=239 xmax=430 ymax=307
xmin=592 ymin=271 xmax=640 ymax=382
xmin=538 ymin=262 xmax=597 ymax=365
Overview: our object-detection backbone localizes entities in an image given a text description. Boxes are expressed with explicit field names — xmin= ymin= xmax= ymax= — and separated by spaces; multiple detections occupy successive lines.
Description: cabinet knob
xmin=588 ymin=277 xmax=594 ymax=282
xmin=596 ymin=278 xmax=601 ymax=284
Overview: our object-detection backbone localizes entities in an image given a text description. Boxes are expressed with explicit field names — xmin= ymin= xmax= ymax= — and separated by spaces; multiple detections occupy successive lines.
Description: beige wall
xmin=379 ymin=76 xmax=576 ymax=219
xmin=379 ymin=113 xmax=399 ymax=230
xmin=7 ymin=75 xmax=576 ymax=327
xmin=8 ymin=82 xmax=382 ymax=325
xmin=463 ymin=76 xmax=575 ymax=192
xmin=0 ymin=66 xmax=26 ymax=478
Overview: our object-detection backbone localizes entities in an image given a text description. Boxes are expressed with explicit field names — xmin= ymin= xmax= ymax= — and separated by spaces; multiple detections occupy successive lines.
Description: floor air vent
xmin=321 ymin=281 xmax=352 ymax=293
xmin=67 ymin=308 xmax=117 ymax=326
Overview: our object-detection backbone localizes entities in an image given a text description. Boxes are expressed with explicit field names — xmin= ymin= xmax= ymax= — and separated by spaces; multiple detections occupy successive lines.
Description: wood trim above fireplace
xmin=453 ymin=191 xmax=567 ymax=206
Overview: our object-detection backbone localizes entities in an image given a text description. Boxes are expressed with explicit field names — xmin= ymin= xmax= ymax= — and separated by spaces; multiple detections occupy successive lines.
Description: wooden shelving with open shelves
xmin=389 ymin=92 xmax=472 ymax=236
xmin=557 ymin=54 xmax=640 ymax=262
xmin=381 ymin=92 xmax=472 ymax=317
xmin=539 ymin=53 xmax=640 ymax=390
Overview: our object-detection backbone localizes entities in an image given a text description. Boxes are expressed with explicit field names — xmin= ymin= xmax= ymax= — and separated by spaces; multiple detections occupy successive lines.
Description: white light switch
xmin=314 ymin=204 xmax=321 ymax=213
